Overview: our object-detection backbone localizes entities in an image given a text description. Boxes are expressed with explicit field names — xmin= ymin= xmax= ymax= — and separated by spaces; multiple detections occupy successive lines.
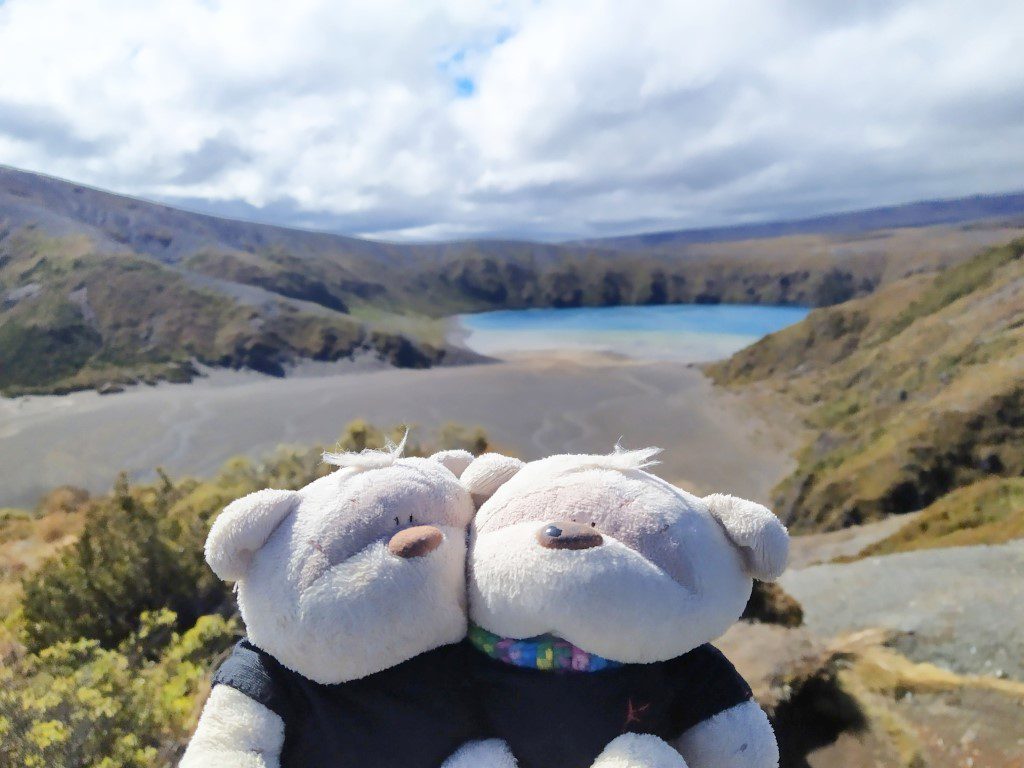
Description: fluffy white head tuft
xmin=568 ymin=443 xmax=663 ymax=472
xmin=322 ymin=430 xmax=408 ymax=470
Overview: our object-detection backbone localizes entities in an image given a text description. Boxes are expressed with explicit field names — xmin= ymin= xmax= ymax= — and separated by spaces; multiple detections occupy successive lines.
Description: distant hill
xmin=3 ymin=164 xmax=1024 ymax=395
xmin=578 ymin=191 xmax=1024 ymax=250
xmin=709 ymin=238 xmax=1024 ymax=533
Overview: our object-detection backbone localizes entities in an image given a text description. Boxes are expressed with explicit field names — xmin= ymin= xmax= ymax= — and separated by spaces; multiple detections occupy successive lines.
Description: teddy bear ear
xmin=205 ymin=489 xmax=300 ymax=582
xmin=704 ymin=493 xmax=790 ymax=582
xmin=460 ymin=453 xmax=525 ymax=508
xmin=429 ymin=449 xmax=475 ymax=477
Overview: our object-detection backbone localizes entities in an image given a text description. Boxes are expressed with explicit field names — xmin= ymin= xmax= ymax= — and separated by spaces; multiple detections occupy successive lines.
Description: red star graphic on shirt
xmin=623 ymin=697 xmax=651 ymax=729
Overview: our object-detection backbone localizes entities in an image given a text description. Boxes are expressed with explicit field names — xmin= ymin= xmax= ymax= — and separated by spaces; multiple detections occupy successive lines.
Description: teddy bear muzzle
xmin=387 ymin=525 xmax=445 ymax=559
xmin=535 ymin=521 xmax=604 ymax=550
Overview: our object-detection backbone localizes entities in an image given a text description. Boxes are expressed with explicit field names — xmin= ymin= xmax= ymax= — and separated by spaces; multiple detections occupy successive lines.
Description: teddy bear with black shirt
xmin=180 ymin=443 xmax=488 ymax=768
xmin=448 ymin=448 xmax=789 ymax=768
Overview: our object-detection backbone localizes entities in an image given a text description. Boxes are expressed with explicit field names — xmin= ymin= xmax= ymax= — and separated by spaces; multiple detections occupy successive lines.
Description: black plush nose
xmin=388 ymin=525 xmax=443 ymax=559
xmin=536 ymin=521 xmax=603 ymax=550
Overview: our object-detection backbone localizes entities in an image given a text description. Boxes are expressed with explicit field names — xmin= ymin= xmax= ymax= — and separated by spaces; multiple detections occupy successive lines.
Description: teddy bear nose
xmin=387 ymin=525 xmax=444 ymax=559
xmin=536 ymin=521 xmax=603 ymax=550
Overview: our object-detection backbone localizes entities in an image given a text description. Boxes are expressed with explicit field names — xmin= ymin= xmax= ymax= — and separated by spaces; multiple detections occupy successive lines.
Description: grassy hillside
xmin=0 ymin=229 xmax=454 ymax=395
xmin=854 ymin=478 xmax=1024 ymax=557
xmin=709 ymin=239 xmax=1024 ymax=532
xmin=5 ymin=165 xmax=1024 ymax=394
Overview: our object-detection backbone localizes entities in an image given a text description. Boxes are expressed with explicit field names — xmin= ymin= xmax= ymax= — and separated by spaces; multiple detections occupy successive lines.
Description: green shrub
xmin=3 ymin=422 xmax=492 ymax=766
xmin=19 ymin=472 xmax=219 ymax=653
xmin=18 ymin=421 xmax=489 ymax=652
xmin=5 ymin=421 xmax=494 ymax=766
xmin=0 ymin=610 xmax=238 ymax=768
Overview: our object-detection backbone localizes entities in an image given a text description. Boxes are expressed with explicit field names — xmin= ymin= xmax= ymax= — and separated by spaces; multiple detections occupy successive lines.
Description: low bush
xmin=0 ymin=610 xmax=239 ymax=768
xmin=18 ymin=420 xmax=489 ymax=651
xmin=6 ymin=420 xmax=490 ymax=766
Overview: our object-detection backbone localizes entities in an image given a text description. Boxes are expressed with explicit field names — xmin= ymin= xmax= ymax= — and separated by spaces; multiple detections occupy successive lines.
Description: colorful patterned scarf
xmin=469 ymin=624 xmax=623 ymax=673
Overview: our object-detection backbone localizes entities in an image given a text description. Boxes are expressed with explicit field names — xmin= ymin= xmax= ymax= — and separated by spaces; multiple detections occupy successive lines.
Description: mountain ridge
xmin=576 ymin=190 xmax=1024 ymax=251
xmin=4 ymin=163 xmax=1024 ymax=395
xmin=10 ymin=163 xmax=1024 ymax=249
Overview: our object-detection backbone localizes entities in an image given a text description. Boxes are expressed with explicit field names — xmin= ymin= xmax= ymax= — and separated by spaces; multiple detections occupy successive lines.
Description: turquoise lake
xmin=456 ymin=304 xmax=810 ymax=362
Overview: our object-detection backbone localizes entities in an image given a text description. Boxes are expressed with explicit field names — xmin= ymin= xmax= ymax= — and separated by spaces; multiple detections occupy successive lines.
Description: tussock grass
xmin=824 ymin=629 xmax=1024 ymax=768
xmin=711 ymin=238 xmax=1024 ymax=532
xmin=856 ymin=478 xmax=1024 ymax=557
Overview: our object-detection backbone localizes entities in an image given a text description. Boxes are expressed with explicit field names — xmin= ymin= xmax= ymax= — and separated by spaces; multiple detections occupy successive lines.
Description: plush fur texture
xmin=468 ymin=453 xmax=766 ymax=662
xmin=186 ymin=448 xmax=478 ymax=767
xmin=217 ymin=454 xmax=475 ymax=684
xmin=441 ymin=739 xmax=519 ymax=768
xmin=674 ymin=701 xmax=779 ymax=768
xmin=461 ymin=452 xmax=525 ymax=507
xmin=703 ymin=495 xmax=789 ymax=582
xmin=463 ymin=449 xmax=787 ymax=768
xmin=431 ymin=449 xmax=476 ymax=477
xmin=592 ymin=734 xmax=689 ymax=768
xmin=206 ymin=490 xmax=300 ymax=582
xmin=180 ymin=685 xmax=285 ymax=768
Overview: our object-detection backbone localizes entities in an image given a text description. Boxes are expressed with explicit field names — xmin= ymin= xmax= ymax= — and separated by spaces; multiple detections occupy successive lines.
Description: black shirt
xmin=468 ymin=643 xmax=753 ymax=768
xmin=213 ymin=639 xmax=482 ymax=768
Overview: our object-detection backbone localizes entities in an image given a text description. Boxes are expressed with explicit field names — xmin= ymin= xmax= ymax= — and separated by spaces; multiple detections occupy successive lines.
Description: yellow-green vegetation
xmin=346 ymin=305 xmax=453 ymax=348
xmin=0 ymin=490 xmax=92 ymax=660
xmin=765 ymin=627 xmax=1024 ymax=768
xmin=828 ymin=630 xmax=1024 ymax=768
xmin=0 ymin=610 xmax=238 ymax=768
xmin=709 ymin=239 xmax=1024 ymax=532
xmin=0 ymin=420 xmax=491 ymax=768
xmin=855 ymin=478 xmax=1024 ymax=558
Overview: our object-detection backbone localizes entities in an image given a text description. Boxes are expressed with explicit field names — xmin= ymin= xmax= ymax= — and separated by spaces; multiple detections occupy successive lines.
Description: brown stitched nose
xmin=536 ymin=521 xmax=603 ymax=550
xmin=388 ymin=525 xmax=444 ymax=559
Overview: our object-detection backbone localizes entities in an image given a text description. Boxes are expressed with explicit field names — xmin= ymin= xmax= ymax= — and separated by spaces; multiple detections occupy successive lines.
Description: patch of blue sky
xmin=492 ymin=26 xmax=513 ymax=45
xmin=436 ymin=27 xmax=514 ymax=98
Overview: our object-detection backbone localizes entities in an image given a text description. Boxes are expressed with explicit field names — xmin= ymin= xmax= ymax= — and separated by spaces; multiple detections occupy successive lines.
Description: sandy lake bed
xmin=0 ymin=351 xmax=801 ymax=508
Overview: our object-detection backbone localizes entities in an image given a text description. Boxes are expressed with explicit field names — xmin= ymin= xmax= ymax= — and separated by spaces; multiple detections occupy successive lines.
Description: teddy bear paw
xmin=592 ymin=733 xmax=689 ymax=768
xmin=442 ymin=739 xmax=519 ymax=768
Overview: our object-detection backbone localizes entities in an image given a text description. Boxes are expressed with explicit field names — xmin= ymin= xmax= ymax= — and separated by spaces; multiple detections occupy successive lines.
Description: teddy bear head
xmin=204 ymin=442 xmax=476 ymax=684
xmin=463 ymin=448 xmax=789 ymax=664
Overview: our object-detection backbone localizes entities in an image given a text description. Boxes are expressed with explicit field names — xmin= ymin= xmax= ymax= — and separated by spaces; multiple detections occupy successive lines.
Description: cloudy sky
xmin=1 ymin=0 xmax=1022 ymax=241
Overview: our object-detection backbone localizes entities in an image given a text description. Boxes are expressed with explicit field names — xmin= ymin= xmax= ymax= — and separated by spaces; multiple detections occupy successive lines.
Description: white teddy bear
xmin=180 ymin=442 xmax=485 ymax=768
xmin=446 ymin=447 xmax=789 ymax=768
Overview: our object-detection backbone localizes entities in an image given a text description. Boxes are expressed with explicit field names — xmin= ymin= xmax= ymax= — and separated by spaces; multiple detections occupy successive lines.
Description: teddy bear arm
xmin=441 ymin=739 xmax=519 ymax=768
xmin=672 ymin=700 xmax=778 ymax=768
xmin=180 ymin=685 xmax=285 ymax=768
xmin=591 ymin=733 xmax=689 ymax=768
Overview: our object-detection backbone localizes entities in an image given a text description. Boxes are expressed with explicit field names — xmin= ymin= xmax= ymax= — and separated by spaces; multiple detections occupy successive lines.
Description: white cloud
xmin=1 ymin=0 xmax=1022 ymax=240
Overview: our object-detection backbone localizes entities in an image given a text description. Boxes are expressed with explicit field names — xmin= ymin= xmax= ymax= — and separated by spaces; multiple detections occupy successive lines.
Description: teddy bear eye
xmin=394 ymin=516 xmax=400 ymax=526
xmin=408 ymin=514 xmax=414 ymax=524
